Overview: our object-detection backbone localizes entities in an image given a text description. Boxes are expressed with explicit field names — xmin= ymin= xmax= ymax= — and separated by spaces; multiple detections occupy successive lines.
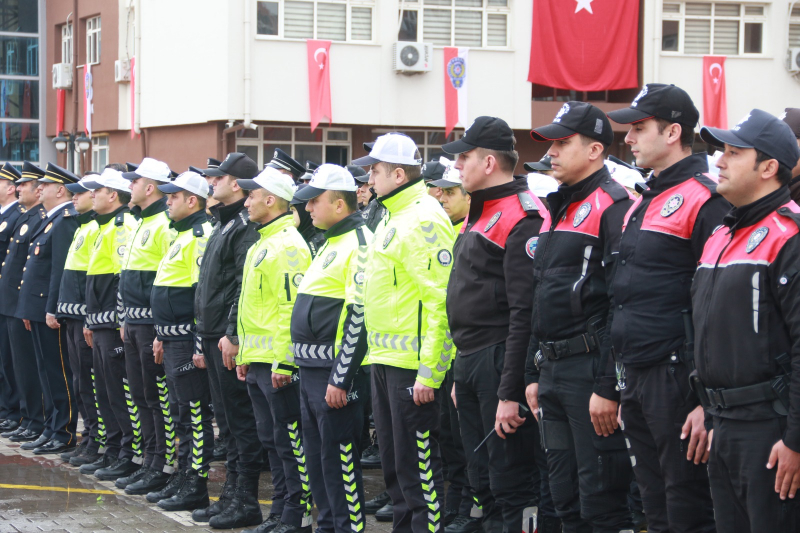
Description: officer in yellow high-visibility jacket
xmin=352 ymin=133 xmax=455 ymax=533
xmin=235 ymin=167 xmax=313 ymax=533
xmin=150 ymin=172 xmax=213 ymax=512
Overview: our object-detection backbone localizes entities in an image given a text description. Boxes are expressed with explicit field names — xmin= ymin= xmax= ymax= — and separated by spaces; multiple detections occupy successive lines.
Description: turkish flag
xmin=702 ymin=56 xmax=727 ymax=129
xmin=307 ymin=40 xmax=332 ymax=132
xmin=528 ymin=0 xmax=639 ymax=91
xmin=56 ymin=88 xmax=65 ymax=133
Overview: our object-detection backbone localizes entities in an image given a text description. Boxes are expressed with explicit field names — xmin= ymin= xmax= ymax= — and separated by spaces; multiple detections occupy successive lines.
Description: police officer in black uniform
xmin=781 ymin=108 xmax=800 ymax=202
xmin=692 ymin=110 xmax=800 ymax=533
xmin=267 ymin=148 xmax=306 ymax=182
xmin=0 ymin=163 xmax=25 ymax=434
xmin=606 ymin=84 xmax=727 ymax=533
xmin=16 ymin=164 xmax=81 ymax=454
xmin=527 ymin=103 xmax=634 ymax=533
xmin=0 ymin=162 xmax=48 ymax=447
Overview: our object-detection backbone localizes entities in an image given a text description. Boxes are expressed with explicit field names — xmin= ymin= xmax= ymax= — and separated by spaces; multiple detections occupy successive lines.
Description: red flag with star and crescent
xmin=307 ymin=39 xmax=332 ymax=133
xmin=702 ymin=55 xmax=727 ymax=129
xmin=528 ymin=0 xmax=639 ymax=91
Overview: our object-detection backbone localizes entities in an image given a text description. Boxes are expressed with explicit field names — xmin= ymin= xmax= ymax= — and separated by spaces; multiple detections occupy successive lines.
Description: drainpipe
xmin=134 ymin=0 xmax=142 ymax=137
xmin=72 ymin=0 xmax=78 ymax=133
xmin=243 ymin=0 xmax=251 ymax=128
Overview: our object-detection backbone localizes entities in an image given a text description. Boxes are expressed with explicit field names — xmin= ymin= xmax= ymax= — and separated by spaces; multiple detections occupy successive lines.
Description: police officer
xmin=355 ymin=133 xmax=455 ymax=532
xmin=441 ymin=118 xmax=543 ymax=532
xmin=781 ymin=108 xmax=800 ymax=202
xmin=15 ymin=164 xmax=81 ymax=455
xmin=235 ymin=167 xmax=312 ymax=533
xmin=528 ymin=103 xmax=634 ymax=532
xmin=149 ymin=172 xmax=213 ymax=512
xmin=268 ymin=148 xmax=306 ymax=182
xmin=0 ymin=162 xmax=48 ymax=447
xmin=59 ymin=176 xmax=104 ymax=467
xmin=606 ymin=84 xmax=727 ymax=533
xmin=691 ymin=110 xmax=800 ymax=532
xmin=289 ymin=165 xmax=370 ymax=533
xmin=116 ymin=158 xmax=176 ymax=495
xmin=430 ymin=164 xmax=469 ymax=233
xmin=193 ymin=153 xmax=263 ymax=530
xmin=290 ymin=190 xmax=326 ymax=258
xmin=0 ymin=163 xmax=25 ymax=434
xmin=80 ymin=168 xmax=142 ymax=480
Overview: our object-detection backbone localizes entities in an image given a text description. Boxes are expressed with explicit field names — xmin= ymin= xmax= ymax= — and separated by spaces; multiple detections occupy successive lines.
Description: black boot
xmin=61 ymin=439 xmax=87 ymax=461
xmin=538 ymin=515 xmax=564 ymax=533
xmin=444 ymin=514 xmax=482 ymax=533
xmin=191 ymin=472 xmax=238 ymax=523
xmin=115 ymin=465 xmax=149 ymax=489
xmin=212 ymin=436 xmax=227 ymax=462
xmin=95 ymin=457 xmax=140 ymax=481
xmin=158 ymin=469 xmax=210 ymax=511
xmin=375 ymin=502 xmax=393 ymax=522
xmin=209 ymin=475 xmax=263 ymax=529
xmin=270 ymin=522 xmax=311 ymax=533
xmin=126 ymin=467 xmax=171 ymax=495
xmin=146 ymin=470 xmax=186 ymax=503
xmin=365 ymin=491 xmax=391 ymax=514
xmin=79 ymin=453 xmax=113 ymax=475
xmin=242 ymin=512 xmax=280 ymax=533
xmin=360 ymin=434 xmax=381 ymax=469
xmin=71 ymin=446 xmax=103 ymax=467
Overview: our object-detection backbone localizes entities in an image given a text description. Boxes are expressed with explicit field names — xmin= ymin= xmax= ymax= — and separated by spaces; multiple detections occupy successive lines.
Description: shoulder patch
xmin=383 ymin=227 xmax=396 ymax=249
xmin=437 ymin=249 xmax=452 ymax=266
xmin=222 ymin=219 xmax=235 ymax=235
xmin=292 ymin=273 xmax=304 ymax=287
xmin=0 ymin=221 xmax=7 ymax=232
xmin=660 ymin=193 xmax=684 ymax=217
xmin=44 ymin=222 xmax=53 ymax=234
xmin=484 ymin=212 xmax=502 ymax=232
xmin=526 ymin=236 xmax=539 ymax=259
xmin=573 ymin=202 xmax=592 ymax=227
xmin=169 ymin=243 xmax=181 ymax=259
xmin=746 ymin=226 xmax=769 ymax=253
xmin=354 ymin=270 xmax=365 ymax=286
xmin=322 ymin=250 xmax=337 ymax=268
xmin=254 ymin=248 xmax=268 ymax=267
xmin=74 ymin=234 xmax=85 ymax=250
xmin=140 ymin=229 xmax=151 ymax=246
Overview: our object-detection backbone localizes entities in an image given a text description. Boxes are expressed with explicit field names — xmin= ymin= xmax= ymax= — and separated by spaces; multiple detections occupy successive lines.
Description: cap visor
xmin=363 ymin=142 xmax=375 ymax=152
xmin=80 ymin=181 xmax=102 ymax=190
xmin=351 ymin=155 xmax=380 ymax=166
xmin=38 ymin=177 xmax=62 ymax=184
xmin=354 ymin=175 xmax=370 ymax=183
xmin=236 ymin=179 xmax=263 ymax=191
xmin=157 ymin=183 xmax=186 ymax=194
xmin=530 ymin=124 xmax=578 ymax=142
xmin=201 ymin=168 xmax=225 ymax=177
xmin=121 ymin=171 xmax=142 ymax=180
xmin=441 ymin=139 xmax=475 ymax=155
xmin=606 ymin=107 xmax=654 ymax=125
xmin=429 ymin=178 xmax=461 ymax=188
xmin=699 ymin=127 xmax=753 ymax=149
xmin=65 ymin=183 xmax=89 ymax=193
xmin=523 ymin=162 xmax=551 ymax=172
xmin=16 ymin=177 xmax=35 ymax=184
xmin=293 ymin=185 xmax=325 ymax=202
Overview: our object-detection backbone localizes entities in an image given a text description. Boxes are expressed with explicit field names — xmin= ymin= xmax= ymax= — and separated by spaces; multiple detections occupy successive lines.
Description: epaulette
xmin=18 ymin=205 xmax=25 ymax=213
xmin=599 ymin=178 xmax=632 ymax=203
xmin=39 ymin=206 xmax=46 ymax=219
xmin=777 ymin=206 xmax=800 ymax=231
xmin=517 ymin=190 xmax=540 ymax=212
xmin=114 ymin=212 xmax=126 ymax=226
xmin=692 ymin=172 xmax=719 ymax=193
xmin=193 ymin=224 xmax=206 ymax=237
xmin=63 ymin=209 xmax=71 ymax=218
xmin=355 ymin=226 xmax=367 ymax=246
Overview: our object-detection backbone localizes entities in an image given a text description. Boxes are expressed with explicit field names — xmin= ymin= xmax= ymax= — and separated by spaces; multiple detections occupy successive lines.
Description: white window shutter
xmin=317 ymin=2 xmax=346 ymax=41
xmin=285 ymin=1 xmax=314 ymax=39
xmin=424 ymin=8 xmax=452 ymax=46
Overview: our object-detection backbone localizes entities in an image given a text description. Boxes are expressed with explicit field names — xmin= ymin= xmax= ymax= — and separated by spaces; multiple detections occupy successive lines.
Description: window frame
xmin=91 ymin=135 xmax=109 ymax=172
xmin=255 ymin=0 xmax=376 ymax=43
xmin=61 ymin=23 xmax=72 ymax=64
xmin=86 ymin=16 xmax=101 ymax=65
xmin=235 ymin=125 xmax=352 ymax=168
xmin=789 ymin=4 xmax=800 ymax=48
xmin=398 ymin=0 xmax=511 ymax=49
xmin=660 ymin=2 xmax=768 ymax=57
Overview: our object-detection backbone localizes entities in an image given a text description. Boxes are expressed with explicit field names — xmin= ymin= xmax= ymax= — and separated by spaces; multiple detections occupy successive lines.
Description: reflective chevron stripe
xmin=417 ymin=429 xmax=441 ymax=532
xmin=190 ymin=400 xmax=207 ymax=477
xmin=367 ymin=332 xmax=422 ymax=352
xmin=287 ymin=420 xmax=313 ymax=527
xmin=418 ymin=330 xmax=453 ymax=384
xmin=85 ymin=311 xmax=117 ymax=326
xmin=340 ymin=442 xmax=365 ymax=532
xmin=91 ymin=368 xmax=106 ymax=445
xmin=292 ymin=342 xmax=334 ymax=360
xmin=155 ymin=324 xmax=193 ymax=337
xmin=157 ymin=375 xmax=177 ymax=472
xmin=124 ymin=307 xmax=153 ymax=320
xmin=123 ymin=377 xmax=143 ymax=462
xmin=242 ymin=334 xmax=274 ymax=350
xmin=57 ymin=302 xmax=88 ymax=316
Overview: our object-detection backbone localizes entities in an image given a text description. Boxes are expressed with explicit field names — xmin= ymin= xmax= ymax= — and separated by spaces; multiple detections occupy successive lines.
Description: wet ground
xmin=0 ymin=431 xmax=392 ymax=533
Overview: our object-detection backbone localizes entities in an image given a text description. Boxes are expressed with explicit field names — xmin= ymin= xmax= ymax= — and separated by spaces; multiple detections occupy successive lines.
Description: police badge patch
xmin=292 ymin=273 xmax=304 ymax=287
xmin=354 ymin=270 xmax=365 ymax=286
xmin=484 ymin=212 xmax=502 ymax=232
xmin=254 ymin=248 xmax=268 ymax=267
xmin=221 ymin=220 xmax=235 ymax=235
xmin=117 ymin=245 xmax=127 ymax=257
xmin=746 ymin=227 xmax=769 ymax=253
xmin=573 ymin=203 xmax=592 ymax=228
xmin=44 ymin=222 xmax=52 ymax=234
xmin=0 ymin=221 xmax=6 ymax=232
xmin=141 ymin=229 xmax=151 ymax=246
xmin=323 ymin=251 xmax=337 ymax=268
xmin=169 ymin=243 xmax=181 ymax=259
xmin=74 ymin=235 xmax=84 ymax=251
xmin=526 ymin=237 xmax=539 ymax=259
xmin=383 ymin=227 xmax=396 ymax=249
xmin=437 ymin=249 xmax=452 ymax=266
xmin=660 ymin=194 xmax=684 ymax=217
xmin=19 ymin=224 xmax=28 ymax=236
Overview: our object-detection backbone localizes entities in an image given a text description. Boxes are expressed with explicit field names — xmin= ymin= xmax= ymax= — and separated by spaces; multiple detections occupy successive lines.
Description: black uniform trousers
xmin=372 ymin=363 xmax=444 ymax=533
xmin=0 ymin=314 xmax=21 ymax=422
xmin=124 ymin=324 xmax=173 ymax=472
xmin=64 ymin=318 xmax=100 ymax=450
xmin=441 ymin=367 xmax=475 ymax=517
xmin=92 ymin=328 xmax=138 ymax=461
xmin=708 ymin=416 xmax=798 ymax=533
xmin=620 ymin=361 xmax=716 ymax=533
xmin=247 ymin=362 xmax=312 ymax=528
xmin=299 ymin=367 xmax=366 ymax=533
xmin=538 ymin=353 xmax=633 ymax=533
xmin=30 ymin=321 xmax=77 ymax=444
xmin=453 ymin=343 xmax=538 ymax=531
xmin=162 ymin=338 xmax=213 ymax=476
xmin=7 ymin=316 xmax=44 ymax=434
xmin=202 ymin=338 xmax=262 ymax=479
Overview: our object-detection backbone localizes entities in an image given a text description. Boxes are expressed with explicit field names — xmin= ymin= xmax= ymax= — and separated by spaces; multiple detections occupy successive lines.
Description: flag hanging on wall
xmin=56 ymin=88 xmax=65 ymax=133
xmin=444 ymin=47 xmax=468 ymax=137
xmin=84 ymin=64 xmax=93 ymax=137
xmin=702 ymin=55 xmax=727 ymax=129
xmin=130 ymin=57 xmax=137 ymax=139
xmin=307 ymin=40 xmax=332 ymax=132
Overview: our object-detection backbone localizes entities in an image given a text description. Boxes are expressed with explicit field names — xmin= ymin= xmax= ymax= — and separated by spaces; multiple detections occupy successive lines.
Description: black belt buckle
xmin=540 ymin=342 xmax=557 ymax=360
xmin=706 ymin=388 xmax=726 ymax=409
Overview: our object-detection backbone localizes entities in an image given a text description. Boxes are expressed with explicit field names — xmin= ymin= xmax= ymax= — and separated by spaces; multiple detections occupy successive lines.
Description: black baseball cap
xmin=531 ymin=101 xmax=613 ymax=146
xmin=781 ymin=108 xmax=800 ymax=139
xmin=219 ymin=152 xmax=259 ymax=180
xmin=523 ymin=155 xmax=552 ymax=172
xmin=346 ymin=164 xmax=369 ymax=183
xmin=422 ymin=159 xmax=447 ymax=183
xmin=441 ymin=116 xmax=515 ymax=154
xmin=607 ymin=83 xmax=699 ymax=128
xmin=700 ymin=109 xmax=800 ymax=169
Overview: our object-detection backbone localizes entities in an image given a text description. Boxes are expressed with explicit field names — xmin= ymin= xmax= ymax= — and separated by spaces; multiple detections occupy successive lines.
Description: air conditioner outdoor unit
xmin=788 ymin=48 xmax=800 ymax=73
xmin=52 ymin=63 xmax=72 ymax=89
xmin=114 ymin=59 xmax=131 ymax=82
xmin=393 ymin=42 xmax=433 ymax=74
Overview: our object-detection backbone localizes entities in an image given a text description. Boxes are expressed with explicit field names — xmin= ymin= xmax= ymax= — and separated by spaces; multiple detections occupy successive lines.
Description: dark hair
xmin=181 ymin=190 xmax=207 ymax=210
xmin=578 ymin=134 xmax=611 ymax=155
xmin=328 ymin=189 xmax=358 ymax=212
xmin=104 ymin=163 xmax=127 ymax=172
xmin=477 ymin=146 xmax=519 ymax=173
xmin=755 ymin=149 xmax=793 ymax=186
xmin=381 ymin=149 xmax=423 ymax=181
xmin=654 ymin=118 xmax=695 ymax=149
xmin=116 ymin=190 xmax=132 ymax=205
xmin=83 ymin=170 xmax=100 ymax=177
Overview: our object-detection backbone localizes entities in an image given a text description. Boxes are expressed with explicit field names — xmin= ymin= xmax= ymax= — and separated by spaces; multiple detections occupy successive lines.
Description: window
xmin=372 ymin=129 xmax=464 ymax=162
xmin=86 ymin=16 xmax=101 ymax=65
xmin=61 ymin=23 xmax=72 ymax=64
xmin=790 ymin=4 xmax=800 ymax=48
xmin=256 ymin=1 xmax=373 ymax=42
xmin=92 ymin=136 xmax=108 ymax=172
xmin=397 ymin=0 xmax=509 ymax=48
xmin=661 ymin=2 xmax=766 ymax=55
xmin=0 ymin=0 xmax=37 ymax=33
xmin=236 ymin=126 xmax=352 ymax=168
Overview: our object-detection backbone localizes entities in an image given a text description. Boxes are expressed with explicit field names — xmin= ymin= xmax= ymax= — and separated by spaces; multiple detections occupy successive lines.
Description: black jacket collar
xmin=645 ymin=153 xmax=709 ymax=193
xmin=95 ymin=205 xmax=128 ymax=226
xmin=171 ymin=209 xmax=207 ymax=232
xmin=467 ymin=178 xmax=529 ymax=223
xmin=547 ymin=166 xmax=609 ymax=219
xmin=131 ymin=197 xmax=168 ymax=219
xmin=723 ymin=186 xmax=790 ymax=231
xmin=76 ymin=210 xmax=96 ymax=225
xmin=324 ymin=211 xmax=365 ymax=239
xmin=211 ymin=196 xmax=247 ymax=225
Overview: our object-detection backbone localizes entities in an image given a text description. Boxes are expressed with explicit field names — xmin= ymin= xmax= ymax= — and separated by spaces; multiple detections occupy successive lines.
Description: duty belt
xmin=690 ymin=372 xmax=780 ymax=410
xmin=540 ymin=332 xmax=598 ymax=360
